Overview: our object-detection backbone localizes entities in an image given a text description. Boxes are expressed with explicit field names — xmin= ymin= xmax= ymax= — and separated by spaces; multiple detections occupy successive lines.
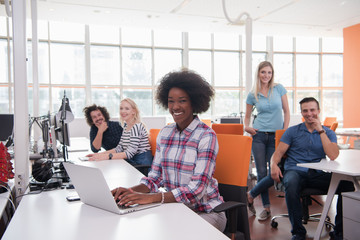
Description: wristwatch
xmin=318 ymin=129 xmax=325 ymax=135
xmin=108 ymin=153 xmax=113 ymax=160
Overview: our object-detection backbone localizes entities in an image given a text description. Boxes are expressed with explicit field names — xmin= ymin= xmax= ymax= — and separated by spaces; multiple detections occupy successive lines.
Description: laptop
xmin=63 ymin=162 xmax=161 ymax=214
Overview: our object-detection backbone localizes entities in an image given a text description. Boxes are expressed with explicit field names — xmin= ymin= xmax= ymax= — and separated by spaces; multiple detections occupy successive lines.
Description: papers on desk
xmin=338 ymin=143 xmax=350 ymax=149
xmin=68 ymin=148 xmax=89 ymax=153
xmin=78 ymin=156 xmax=89 ymax=161
xmin=67 ymin=137 xmax=90 ymax=152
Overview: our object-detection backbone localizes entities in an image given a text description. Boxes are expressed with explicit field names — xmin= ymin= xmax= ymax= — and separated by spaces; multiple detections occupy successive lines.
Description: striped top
xmin=140 ymin=116 xmax=223 ymax=213
xmin=114 ymin=122 xmax=150 ymax=159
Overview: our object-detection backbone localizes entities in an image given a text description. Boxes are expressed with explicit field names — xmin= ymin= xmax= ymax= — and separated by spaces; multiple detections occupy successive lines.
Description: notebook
xmin=63 ymin=162 xmax=161 ymax=214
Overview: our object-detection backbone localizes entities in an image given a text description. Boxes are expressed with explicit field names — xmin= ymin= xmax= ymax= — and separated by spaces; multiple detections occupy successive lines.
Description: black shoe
xmin=291 ymin=234 xmax=306 ymax=240
xmin=329 ymin=231 xmax=343 ymax=240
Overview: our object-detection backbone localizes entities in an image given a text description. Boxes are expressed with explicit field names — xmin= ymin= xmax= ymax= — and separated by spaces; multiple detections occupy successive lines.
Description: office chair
xmin=149 ymin=128 xmax=160 ymax=157
xmin=323 ymin=117 xmax=337 ymax=128
xmin=330 ymin=122 xmax=338 ymax=132
xmin=201 ymin=119 xmax=212 ymax=127
xmin=270 ymin=130 xmax=334 ymax=229
xmin=213 ymin=134 xmax=252 ymax=240
xmin=212 ymin=123 xmax=244 ymax=135
xmin=133 ymin=128 xmax=160 ymax=176
xmin=212 ymin=123 xmax=252 ymax=180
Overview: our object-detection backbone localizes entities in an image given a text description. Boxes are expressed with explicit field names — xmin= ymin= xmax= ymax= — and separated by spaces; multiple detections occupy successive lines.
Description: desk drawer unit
xmin=343 ymin=191 xmax=360 ymax=240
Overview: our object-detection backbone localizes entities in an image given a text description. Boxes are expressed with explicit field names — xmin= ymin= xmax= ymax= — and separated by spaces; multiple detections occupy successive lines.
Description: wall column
xmin=343 ymin=24 xmax=360 ymax=127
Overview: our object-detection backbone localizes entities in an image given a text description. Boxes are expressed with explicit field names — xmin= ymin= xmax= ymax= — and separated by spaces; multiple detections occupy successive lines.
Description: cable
xmin=222 ymin=0 xmax=251 ymax=25
xmin=0 ymin=184 xmax=16 ymax=211
xmin=0 ymin=195 xmax=16 ymax=212
xmin=0 ymin=181 xmax=13 ymax=203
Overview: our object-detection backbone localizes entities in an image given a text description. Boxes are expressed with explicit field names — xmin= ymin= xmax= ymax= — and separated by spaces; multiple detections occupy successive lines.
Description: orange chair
xmin=211 ymin=123 xmax=244 ymax=135
xmin=135 ymin=128 xmax=160 ymax=176
xmin=323 ymin=117 xmax=337 ymax=128
xmin=201 ymin=119 xmax=212 ymax=127
xmin=330 ymin=122 xmax=338 ymax=132
xmin=275 ymin=129 xmax=286 ymax=150
xmin=213 ymin=134 xmax=252 ymax=240
xmin=149 ymin=129 xmax=160 ymax=157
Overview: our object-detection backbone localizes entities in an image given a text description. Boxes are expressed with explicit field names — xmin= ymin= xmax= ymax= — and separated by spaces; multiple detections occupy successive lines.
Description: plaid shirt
xmin=140 ymin=116 xmax=223 ymax=213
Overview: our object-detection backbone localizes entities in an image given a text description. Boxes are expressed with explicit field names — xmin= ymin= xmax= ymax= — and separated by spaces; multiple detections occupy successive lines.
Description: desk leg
xmin=313 ymin=174 xmax=359 ymax=240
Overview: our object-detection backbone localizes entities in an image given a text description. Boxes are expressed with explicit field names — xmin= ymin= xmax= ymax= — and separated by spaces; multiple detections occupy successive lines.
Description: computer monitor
xmin=53 ymin=114 xmax=70 ymax=147
xmin=0 ymin=114 xmax=14 ymax=142
xmin=220 ymin=117 xmax=242 ymax=124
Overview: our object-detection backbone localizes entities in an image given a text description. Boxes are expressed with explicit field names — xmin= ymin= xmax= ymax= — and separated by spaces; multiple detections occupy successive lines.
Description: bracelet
xmin=160 ymin=191 xmax=164 ymax=204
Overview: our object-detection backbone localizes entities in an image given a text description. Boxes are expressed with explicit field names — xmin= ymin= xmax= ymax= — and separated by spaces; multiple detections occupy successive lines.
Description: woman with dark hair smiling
xmin=112 ymin=69 xmax=227 ymax=232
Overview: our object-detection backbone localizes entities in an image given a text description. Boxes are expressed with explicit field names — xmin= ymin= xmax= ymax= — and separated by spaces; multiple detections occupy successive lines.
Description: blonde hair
xmin=119 ymin=98 xmax=141 ymax=126
xmin=252 ymin=61 xmax=277 ymax=102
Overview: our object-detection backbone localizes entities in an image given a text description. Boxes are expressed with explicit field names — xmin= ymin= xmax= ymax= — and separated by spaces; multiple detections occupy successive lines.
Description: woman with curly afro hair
xmin=112 ymin=69 xmax=227 ymax=232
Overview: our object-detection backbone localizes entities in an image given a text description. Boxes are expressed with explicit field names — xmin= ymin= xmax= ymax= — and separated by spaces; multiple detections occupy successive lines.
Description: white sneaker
xmin=258 ymin=210 xmax=271 ymax=221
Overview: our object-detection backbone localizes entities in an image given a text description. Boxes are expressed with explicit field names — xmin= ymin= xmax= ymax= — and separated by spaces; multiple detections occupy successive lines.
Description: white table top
xmin=336 ymin=128 xmax=360 ymax=137
xmin=3 ymin=159 xmax=228 ymax=240
xmin=297 ymin=149 xmax=360 ymax=176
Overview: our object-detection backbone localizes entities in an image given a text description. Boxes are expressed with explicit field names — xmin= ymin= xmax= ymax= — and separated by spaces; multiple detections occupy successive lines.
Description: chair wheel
xmin=271 ymin=220 xmax=278 ymax=228
xmin=325 ymin=223 xmax=332 ymax=230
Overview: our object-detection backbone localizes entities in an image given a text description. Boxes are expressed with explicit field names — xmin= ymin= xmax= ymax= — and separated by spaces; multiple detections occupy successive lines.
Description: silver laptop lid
xmin=63 ymin=162 xmax=160 ymax=214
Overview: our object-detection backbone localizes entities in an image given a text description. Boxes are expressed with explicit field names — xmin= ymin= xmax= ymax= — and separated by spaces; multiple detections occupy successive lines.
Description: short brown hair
xmin=299 ymin=97 xmax=320 ymax=110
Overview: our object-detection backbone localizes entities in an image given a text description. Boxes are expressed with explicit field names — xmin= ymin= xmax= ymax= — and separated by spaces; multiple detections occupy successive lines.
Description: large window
xmin=90 ymin=46 xmax=120 ymax=85
xmin=122 ymin=47 xmax=152 ymax=86
xmin=0 ymin=16 xmax=344 ymax=122
xmin=50 ymin=43 xmax=86 ymax=85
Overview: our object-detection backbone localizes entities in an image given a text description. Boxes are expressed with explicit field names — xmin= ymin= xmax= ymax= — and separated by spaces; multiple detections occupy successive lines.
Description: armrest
xmin=133 ymin=164 xmax=152 ymax=168
xmin=214 ymin=201 xmax=247 ymax=236
xmin=213 ymin=201 xmax=246 ymax=213
xmin=133 ymin=164 xmax=152 ymax=176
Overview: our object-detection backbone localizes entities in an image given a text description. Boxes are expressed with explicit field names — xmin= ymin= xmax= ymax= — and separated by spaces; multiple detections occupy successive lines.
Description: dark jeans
xmin=249 ymin=132 xmax=275 ymax=208
xmin=283 ymin=169 xmax=354 ymax=236
xmin=126 ymin=150 xmax=153 ymax=166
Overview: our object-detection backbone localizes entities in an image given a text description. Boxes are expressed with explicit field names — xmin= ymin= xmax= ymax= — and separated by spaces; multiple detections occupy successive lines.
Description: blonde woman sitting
xmin=87 ymin=98 xmax=152 ymax=166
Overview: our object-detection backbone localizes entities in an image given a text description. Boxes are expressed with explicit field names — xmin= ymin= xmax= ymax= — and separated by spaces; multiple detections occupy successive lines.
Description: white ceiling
xmin=2 ymin=0 xmax=360 ymax=37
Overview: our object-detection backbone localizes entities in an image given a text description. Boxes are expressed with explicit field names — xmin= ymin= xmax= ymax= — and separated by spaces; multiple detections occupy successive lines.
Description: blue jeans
xmin=249 ymin=132 xmax=275 ymax=208
xmin=283 ymin=169 xmax=354 ymax=236
xmin=126 ymin=150 xmax=153 ymax=166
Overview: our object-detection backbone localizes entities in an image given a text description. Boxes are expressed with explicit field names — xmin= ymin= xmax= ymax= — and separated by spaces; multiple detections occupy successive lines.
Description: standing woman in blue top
xmin=244 ymin=61 xmax=290 ymax=221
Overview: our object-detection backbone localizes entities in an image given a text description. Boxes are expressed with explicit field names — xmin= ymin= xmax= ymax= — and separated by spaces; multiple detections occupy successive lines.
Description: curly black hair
xmin=156 ymin=69 xmax=215 ymax=114
xmin=83 ymin=104 xmax=110 ymax=126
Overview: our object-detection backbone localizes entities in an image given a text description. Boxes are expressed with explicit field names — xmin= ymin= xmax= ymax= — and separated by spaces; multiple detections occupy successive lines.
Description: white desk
xmin=3 ymin=160 xmax=228 ymax=240
xmin=297 ymin=149 xmax=360 ymax=240
xmin=336 ymin=128 xmax=360 ymax=148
